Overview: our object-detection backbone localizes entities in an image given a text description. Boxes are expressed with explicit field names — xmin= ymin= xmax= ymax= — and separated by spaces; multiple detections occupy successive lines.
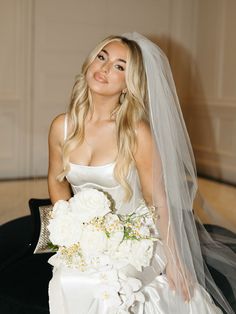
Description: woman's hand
xmin=165 ymin=261 xmax=193 ymax=302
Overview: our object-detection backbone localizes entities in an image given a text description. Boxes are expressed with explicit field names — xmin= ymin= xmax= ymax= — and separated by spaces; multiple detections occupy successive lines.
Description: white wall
xmin=0 ymin=0 xmax=235 ymax=184
xmin=0 ymin=0 xmax=32 ymax=178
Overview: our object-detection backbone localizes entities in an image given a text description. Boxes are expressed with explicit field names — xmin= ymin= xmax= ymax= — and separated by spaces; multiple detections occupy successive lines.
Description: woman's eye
xmin=97 ymin=54 xmax=105 ymax=61
xmin=115 ymin=64 xmax=125 ymax=71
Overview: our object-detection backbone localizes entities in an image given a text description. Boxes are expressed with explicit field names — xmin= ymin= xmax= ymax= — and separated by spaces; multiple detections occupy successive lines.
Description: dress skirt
xmin=48 ymin=265 xmax=222 ymax=314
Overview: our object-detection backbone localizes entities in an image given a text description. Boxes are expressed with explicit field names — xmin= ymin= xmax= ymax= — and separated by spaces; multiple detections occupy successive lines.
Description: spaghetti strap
xmin=64 ymin=114 xmax=68 ymax=141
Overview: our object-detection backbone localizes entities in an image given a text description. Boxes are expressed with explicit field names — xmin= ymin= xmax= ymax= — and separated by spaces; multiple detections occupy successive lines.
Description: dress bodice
xmin=66 ymin=162 xmax=143 ymax=215
xmin=67 ymin=162 xmax=117 ymax=188
xmin=64 ymin=114 xmax=143 ymax=214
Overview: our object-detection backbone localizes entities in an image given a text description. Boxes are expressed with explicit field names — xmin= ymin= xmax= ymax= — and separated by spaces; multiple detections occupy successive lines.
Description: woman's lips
xmin=94 ymin=72 xmax=108 ymax=83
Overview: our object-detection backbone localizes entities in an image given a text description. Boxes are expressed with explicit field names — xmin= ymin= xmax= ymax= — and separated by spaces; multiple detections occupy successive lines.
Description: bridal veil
xmin=123 ymin=32 xmax=235 ymax=314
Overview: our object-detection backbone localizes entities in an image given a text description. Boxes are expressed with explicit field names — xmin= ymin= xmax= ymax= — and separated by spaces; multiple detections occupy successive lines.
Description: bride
xmin=47 ymin=32 xmax=234 ymax=313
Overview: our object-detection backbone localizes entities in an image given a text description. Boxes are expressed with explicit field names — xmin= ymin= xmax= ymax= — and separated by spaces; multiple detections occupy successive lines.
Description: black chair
xmin=0 ymin=199 xmax=53 ymax=314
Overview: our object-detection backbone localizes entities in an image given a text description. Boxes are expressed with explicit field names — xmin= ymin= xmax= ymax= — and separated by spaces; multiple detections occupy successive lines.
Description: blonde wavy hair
xmin=58 ymin=35 xmax=148 ymax=200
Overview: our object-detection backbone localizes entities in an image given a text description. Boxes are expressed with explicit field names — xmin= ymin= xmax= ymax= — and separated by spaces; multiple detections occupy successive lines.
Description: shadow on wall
xmin=147 ymin=34 xmax=221 ymax=182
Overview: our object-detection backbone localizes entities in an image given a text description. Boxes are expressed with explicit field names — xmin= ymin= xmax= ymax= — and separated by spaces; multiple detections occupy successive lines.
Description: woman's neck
xmin=88 ymin=93 xmax=119 ymax=121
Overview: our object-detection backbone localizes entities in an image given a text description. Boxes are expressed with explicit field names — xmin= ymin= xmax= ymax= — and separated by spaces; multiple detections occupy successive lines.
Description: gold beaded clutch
xmin=34 ymin=205 xmax=54 ymax=254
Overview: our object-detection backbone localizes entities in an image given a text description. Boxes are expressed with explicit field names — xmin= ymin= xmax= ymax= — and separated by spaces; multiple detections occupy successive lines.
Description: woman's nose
xmin=101 ymin=61 xmax=111 ymax=73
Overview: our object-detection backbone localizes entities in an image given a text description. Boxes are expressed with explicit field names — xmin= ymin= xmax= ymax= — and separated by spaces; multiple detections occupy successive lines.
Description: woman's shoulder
xmin=50 ymin=113 xmax=67 ymax=128
xmin=50 ymin=112 xmax=75 ymax=141
xmin=49 ymin=113 xmax=67 ymax=143
xmin=49 ymin=113 xmax=67 ymax=133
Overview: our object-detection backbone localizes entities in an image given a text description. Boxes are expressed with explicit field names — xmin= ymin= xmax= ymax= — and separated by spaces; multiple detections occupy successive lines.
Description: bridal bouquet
xmin=47 ymin=188 xmax=158 ymax=312
xmin=47 ymin=188 xmax=157 ymax=271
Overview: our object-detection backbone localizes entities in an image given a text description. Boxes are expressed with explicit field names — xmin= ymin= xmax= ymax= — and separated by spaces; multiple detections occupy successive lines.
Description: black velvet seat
xmin=0 ymin=215 xmax=33 ymax=270
xmin=0 ymin=199 xmax=235 ymax=313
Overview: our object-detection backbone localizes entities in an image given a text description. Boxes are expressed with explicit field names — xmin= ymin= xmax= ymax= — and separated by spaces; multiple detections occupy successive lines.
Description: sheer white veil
xmin=123 ymin=32 xmax=235 ymax=313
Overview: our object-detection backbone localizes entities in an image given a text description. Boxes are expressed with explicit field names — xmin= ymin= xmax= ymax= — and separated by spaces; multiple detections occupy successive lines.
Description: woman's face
xmin=86 ymin=41 xmax=128 ymax=99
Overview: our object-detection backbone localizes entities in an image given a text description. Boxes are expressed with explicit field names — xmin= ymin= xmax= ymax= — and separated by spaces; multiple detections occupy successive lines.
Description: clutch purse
xmin=34 ymin=205 xmax=54 ymax=254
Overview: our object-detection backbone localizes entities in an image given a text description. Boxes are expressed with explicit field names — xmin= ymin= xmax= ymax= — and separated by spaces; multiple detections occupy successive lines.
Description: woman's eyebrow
xmin=101 ymin=49 xmax=126 ymax=64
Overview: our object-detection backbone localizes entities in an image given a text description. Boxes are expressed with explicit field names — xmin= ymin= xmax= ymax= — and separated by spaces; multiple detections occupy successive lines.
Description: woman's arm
xmin=134 ymin=121 xmax=191 ymax=301
xmin=134 ymin=121 xmax=169 ymax=241
xmin=48 ymin=113 xmax=71 ymax=204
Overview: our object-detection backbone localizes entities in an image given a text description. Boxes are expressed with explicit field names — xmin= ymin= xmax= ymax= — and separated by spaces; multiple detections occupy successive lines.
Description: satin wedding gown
xmin=48 ymin=159 xmax=223 ymax=314
xmin=48 ymin=114 xmax=223 ymax=313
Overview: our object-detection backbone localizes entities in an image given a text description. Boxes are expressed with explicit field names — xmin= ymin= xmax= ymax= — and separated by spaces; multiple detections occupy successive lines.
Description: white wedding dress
xmin=48 ymin=159 xmax=223 ymax=314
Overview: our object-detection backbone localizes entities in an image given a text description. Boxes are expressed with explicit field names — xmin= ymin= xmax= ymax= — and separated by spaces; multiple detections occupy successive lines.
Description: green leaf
xmin=47 ymin=242 xmax=59 ymax=251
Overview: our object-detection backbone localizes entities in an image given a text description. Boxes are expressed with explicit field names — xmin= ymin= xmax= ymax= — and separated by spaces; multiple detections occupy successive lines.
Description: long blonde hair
xmin=58 ymin=35 xmax=148 ymax=200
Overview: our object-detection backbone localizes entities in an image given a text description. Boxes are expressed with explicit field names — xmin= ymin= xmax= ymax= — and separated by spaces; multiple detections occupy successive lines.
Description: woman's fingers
xmin=167 ymin=268 xmax=192 ymax=302
xmin=181 ymin=281 xmax=190 ymax=302
xmin=168 ymin=276 xmax=175 ymax=292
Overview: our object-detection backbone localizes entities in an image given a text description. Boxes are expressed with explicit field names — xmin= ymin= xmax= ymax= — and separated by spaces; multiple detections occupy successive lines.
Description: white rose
xmin=80 ymin=225 xmax=108 ymax=255
xmin=48 ymin=212 xmax=83 ymax=247
xmin=69 ymin=188 xmax=111 ymax=222
xmin=52 ymin=200 xmax=70 ymax=218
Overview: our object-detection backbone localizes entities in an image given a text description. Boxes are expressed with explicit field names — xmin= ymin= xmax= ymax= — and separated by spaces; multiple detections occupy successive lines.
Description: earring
xmin=119 ymin=91 xmax=127 ymax=104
